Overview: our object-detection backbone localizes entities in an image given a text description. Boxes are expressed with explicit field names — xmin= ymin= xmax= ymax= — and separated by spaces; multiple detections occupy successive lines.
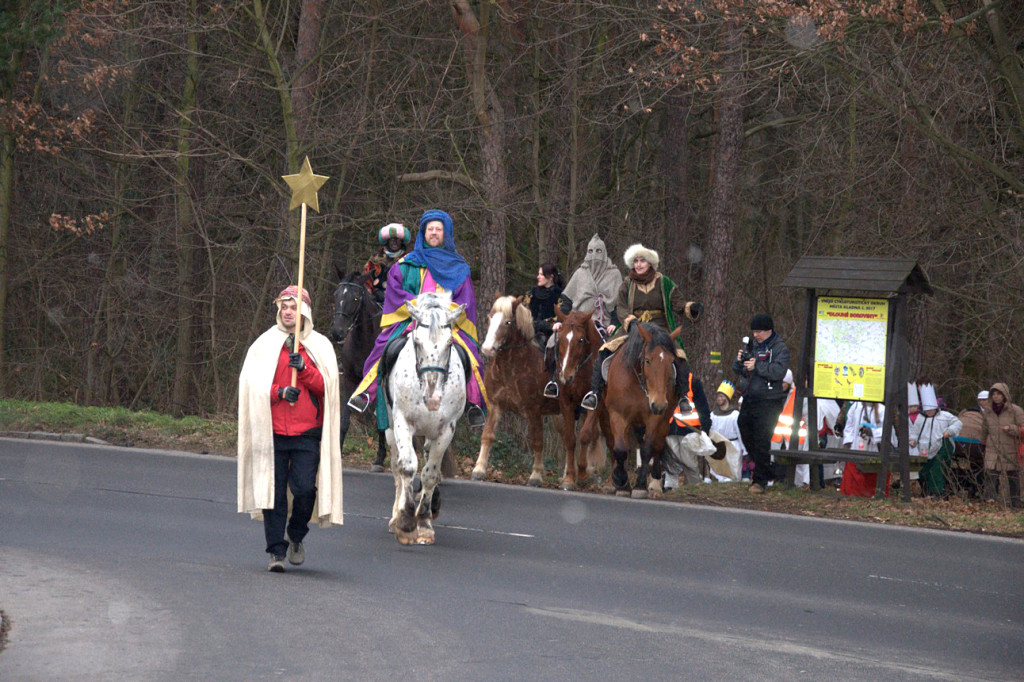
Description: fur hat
xmin=624 ymin=243 xmax=659 ymax=270
xmin=918 ymin=383 xmax=938 ymax=411
xmin=378 ymin=222 xmax=410 ymax=244
xmin=907 ymin=382 xmax=920 ymax=407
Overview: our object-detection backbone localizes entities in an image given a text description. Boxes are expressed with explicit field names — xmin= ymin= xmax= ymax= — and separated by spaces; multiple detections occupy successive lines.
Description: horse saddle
xmin=378 ymin=333 xmax=472 ymax=407
xmin=601 ymin=354 xmax=615 ymax=382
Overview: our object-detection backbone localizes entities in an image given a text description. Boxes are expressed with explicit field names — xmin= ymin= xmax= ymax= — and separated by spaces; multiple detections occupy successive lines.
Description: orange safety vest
xmin=670 ymin=374 xmax=701 ymax=429
xmin=772 ymin=390 xmax=807 ymax=446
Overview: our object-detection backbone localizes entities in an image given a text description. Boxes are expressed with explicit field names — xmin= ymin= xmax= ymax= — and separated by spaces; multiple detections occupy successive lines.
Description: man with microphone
xmin=733 ymin=313 xmax=791 ymax=494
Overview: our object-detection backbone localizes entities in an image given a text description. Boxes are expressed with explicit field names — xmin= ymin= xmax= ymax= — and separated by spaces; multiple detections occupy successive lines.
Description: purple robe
xmin=352 ymin=258 xmax=487 ymax=415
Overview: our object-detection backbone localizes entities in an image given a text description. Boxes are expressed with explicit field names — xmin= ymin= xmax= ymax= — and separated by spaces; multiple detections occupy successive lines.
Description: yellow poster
xmin=814 ymin=297 xmax=888 ymax=402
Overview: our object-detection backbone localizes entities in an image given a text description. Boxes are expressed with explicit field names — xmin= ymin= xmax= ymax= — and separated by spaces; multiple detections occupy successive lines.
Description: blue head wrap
xmin=403 ymin=209 xmax=471 ymax=292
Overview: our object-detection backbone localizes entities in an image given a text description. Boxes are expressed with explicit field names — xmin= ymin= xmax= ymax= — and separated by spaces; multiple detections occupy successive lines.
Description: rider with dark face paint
xmin=362 ymin=223 xmax=411 ymax=305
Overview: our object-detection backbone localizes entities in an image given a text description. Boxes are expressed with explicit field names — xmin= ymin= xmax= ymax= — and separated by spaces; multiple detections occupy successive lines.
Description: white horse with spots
xmin=385 ymin=292 xmax=467 ymax=545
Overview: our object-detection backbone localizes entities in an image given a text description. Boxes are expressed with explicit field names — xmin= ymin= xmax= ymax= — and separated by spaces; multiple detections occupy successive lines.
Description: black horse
xmin=331 ymin=268 xmax=388 ymax=470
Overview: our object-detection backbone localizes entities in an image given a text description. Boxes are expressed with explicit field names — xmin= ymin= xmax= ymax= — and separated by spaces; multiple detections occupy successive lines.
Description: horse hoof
xmin=561 ymin=480 xmax=577 ymax=492
xmin=648 ymin=479 xmax=663 ymax=495
xmin=631 ymin=489 xmax=648 ymax=499
xmin=370 ymin=464 xmax=385 ymax=473
xmin=396 ymin=529 xmax=417 ymax=545
xmin=415 ymin=530 xmax=435 ymax=545
xmin=470 ymin=468 xmax=487 ymax=481
xmin=528 ymin=475 xmax=543 ymax=488
xmin=615 ymin=489 xmax=631 ymax=497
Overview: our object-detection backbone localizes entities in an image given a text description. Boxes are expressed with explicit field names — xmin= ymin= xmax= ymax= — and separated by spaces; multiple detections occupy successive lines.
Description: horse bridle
xmin=632 ymin=347 xmax=677 ymax=402
xmin=413 ymin=322 xmax=454 ymax=381
xmin=558 ymin=329 xmax=595 ymax=382
xmin=332 ymin=282 xmax=372 ymax=341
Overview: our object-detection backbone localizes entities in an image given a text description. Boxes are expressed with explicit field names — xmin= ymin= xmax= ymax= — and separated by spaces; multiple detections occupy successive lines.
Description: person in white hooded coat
xmin=911 ymin=382 xmax=962 ymax=497
xmin=238 ymin=286 xmax=343 ymax=572
xmin=561 ymin=234 xmax=623 ymax=334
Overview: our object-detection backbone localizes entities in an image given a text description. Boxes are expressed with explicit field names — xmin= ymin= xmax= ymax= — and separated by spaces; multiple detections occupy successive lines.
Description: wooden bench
xmin=775 ymin=448 xmax=928 ymax=489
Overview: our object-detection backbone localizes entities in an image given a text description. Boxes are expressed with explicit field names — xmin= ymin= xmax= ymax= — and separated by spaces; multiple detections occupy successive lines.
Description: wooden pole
xmin=291 ymin=201 xmax=308 ymax=391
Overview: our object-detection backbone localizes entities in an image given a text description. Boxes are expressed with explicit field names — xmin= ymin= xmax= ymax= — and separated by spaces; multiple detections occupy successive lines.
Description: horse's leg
xmin=646 ymin=434 xmax=665 ymax=499
xmin=390 ymin=417 xmax=420 ymax=545
xmin=609 ymin=412 xmax=632 ymax=496
xmin=371 ymin=429 xmax=388 ymax=472
xmin=559 ymin=402 xmax=579 ymax=490
xmin=633 ymin=433 xmax=652 ymax=499
xmin=415 ymin=421 xmax=457 ymax=545
xmin=472 ymin=404 xmax=503 ymax=481
xmin=339 ymin=404 xmax=351 ymax=454
xmin=387 ymin=427 xmax=401 ymax=534
xmin=527 ymin=411 xmax=545 ymax=487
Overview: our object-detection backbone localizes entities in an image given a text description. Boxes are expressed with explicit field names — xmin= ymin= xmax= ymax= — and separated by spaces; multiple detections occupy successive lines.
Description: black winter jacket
xmin=732 ymin=332 xmax=790 ymax=403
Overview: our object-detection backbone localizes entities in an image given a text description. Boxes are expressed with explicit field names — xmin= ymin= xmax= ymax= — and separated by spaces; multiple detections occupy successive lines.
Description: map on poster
xmin=814 ymin=297 xmax=888 ymax=402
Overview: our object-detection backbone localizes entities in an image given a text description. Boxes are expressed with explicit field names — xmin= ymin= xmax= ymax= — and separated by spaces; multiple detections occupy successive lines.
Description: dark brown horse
xmin=473 ymin=295 xmax=559 ymax=486
xmin=581 ymin=323 xmax=684 ymax=499
xmin=331 ymin=269 xmax=387 ymax=469
xmin=552 ymin=308 xmax=607 ymax=489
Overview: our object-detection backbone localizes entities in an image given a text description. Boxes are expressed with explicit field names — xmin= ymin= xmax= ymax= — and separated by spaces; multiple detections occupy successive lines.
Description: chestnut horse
xmin=581 ymin=323 xmax=684 ymax=499
xmin=552 ymin=308 xmax=607 ymax=489
xmin=474 ymin=296 xmax=559 ymax=486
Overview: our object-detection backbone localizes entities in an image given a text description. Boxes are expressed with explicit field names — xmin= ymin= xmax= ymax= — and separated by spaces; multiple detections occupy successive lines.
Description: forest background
xmin=1 ymin=0 xmax=1021 ymax=420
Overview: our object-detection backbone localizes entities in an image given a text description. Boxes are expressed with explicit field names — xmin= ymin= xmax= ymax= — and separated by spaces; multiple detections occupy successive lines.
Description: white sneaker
xmin=287 ymin=541 xmax=305 ymax=566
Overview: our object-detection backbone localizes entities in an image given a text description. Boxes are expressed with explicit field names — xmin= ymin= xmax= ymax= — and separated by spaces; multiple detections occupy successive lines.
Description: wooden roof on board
xmin=781 ymin=257 xmax=933 ymax=295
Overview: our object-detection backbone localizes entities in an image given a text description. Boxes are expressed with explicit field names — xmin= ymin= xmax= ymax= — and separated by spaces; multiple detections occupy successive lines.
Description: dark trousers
xmin=263 ymin=433 xmax=321 ymax=556
xmin=738 ymin=396 xmax=788 ymax=487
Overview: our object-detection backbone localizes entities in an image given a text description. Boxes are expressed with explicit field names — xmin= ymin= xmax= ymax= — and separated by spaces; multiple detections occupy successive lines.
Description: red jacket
xmin=271 ymin=344 xmax=325 ymax=436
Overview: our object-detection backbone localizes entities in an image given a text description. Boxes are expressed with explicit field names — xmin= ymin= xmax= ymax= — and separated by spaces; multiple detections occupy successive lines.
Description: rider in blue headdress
xmin=348 ymin=209 xmax=488 ymax=428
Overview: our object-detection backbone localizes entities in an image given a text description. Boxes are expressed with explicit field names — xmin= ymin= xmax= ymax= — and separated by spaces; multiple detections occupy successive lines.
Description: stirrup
xmin=347 ymin=393 xmax=370 ymax=414
xmin=466 ymin=405 xmax=486 ymax=429
xmin=581 ymin=391 xmax=599 ymax=411
xmin=543 ymin=381 xmax=559 ymax=398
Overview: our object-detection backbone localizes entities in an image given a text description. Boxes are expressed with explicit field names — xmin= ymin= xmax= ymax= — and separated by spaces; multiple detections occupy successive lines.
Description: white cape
xmin=237 ymin=306 xmax=343 ymax=527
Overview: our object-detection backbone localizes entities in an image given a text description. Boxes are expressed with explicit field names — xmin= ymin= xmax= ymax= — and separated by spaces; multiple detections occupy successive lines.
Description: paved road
xmin=1 ymin=438 xmax=1022 ymax=681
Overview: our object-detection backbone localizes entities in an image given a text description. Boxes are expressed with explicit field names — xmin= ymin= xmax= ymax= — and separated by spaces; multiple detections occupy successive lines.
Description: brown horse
xmin=474 ymin=295 xmax=559 ymax=486
xmin=581 ymin=322 xmax=684 ymax=499
xmin=552 ymin=308 xmax=607 ymax=489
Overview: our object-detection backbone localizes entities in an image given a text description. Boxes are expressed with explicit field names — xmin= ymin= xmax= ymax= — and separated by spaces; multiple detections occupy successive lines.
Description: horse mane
xmin=621 ymin=323 xmax=676 ymax=369
xmin=414 ymin=292 xmax=454 ymax=344
xmin=490 ymin=295 xmax=534 ymax=341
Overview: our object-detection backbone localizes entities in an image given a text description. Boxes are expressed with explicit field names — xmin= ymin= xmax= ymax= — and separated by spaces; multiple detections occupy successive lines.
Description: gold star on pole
xmin=282 ymin=156 xmax=329 ymax=212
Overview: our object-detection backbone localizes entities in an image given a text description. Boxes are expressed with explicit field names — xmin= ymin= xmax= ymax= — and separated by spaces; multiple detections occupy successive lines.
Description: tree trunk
xmin=699 ymin=22 xmax=746 ymax=382
xmin=451 ymin=0 xmax=509 ymax=319
xmin=171 ymin=0 xmax=200 ymax=415
xmin=0 ymin=132 xmax=14 ymax=394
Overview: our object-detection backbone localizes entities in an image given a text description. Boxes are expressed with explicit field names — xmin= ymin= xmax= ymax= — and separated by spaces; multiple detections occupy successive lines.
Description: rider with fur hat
xmin=580 ymin=243 xmax=702 ymax=412
xmin=362 ymin=222 xmax=411 ymax=304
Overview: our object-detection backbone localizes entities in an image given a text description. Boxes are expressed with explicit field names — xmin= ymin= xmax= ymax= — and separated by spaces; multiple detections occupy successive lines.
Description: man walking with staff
xmin=237 ymin=157 xmax=343 ymax=572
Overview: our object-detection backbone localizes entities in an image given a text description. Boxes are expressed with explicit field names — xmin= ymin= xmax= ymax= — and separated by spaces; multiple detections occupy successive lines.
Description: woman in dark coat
xmin=524 ymin=262 xmax=571 ymax=398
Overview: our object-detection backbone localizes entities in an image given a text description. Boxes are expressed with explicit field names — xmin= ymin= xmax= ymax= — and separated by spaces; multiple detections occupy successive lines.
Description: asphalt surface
xmin=1 ymin=437 xmax=1022 ymax=681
